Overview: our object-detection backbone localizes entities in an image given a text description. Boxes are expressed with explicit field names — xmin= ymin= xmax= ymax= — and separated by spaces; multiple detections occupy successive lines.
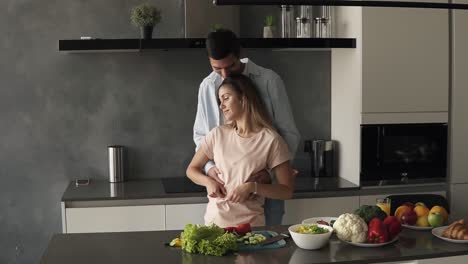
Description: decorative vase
xmin=263 ymin=26 xmax=276 ymax=38
xmin=140 ymin=26 xmax=154 ymax=40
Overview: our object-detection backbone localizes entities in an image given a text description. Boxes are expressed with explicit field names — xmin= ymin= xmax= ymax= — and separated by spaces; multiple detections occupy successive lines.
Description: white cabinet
xmin=165 ymin=203 xmax=207 ymax=230
xmin=417 ymin=255 xmax=468 ymax=264
xmin=283 ymin=196 xmax=359 ymax=224
xmin=449 ymin=0 xmax=468 ymax=221
xmin=449 ymin=184 xmax=468 ymax=220
xmin=361 ymin=0 xmax=449 ymax=117
xmin=450 ymin=0 xmax=468 ymax=184
xmin=379 ymin=255 xmax=468 ymax=264
xmin=65 ymin=205 xmax=165 ymax=233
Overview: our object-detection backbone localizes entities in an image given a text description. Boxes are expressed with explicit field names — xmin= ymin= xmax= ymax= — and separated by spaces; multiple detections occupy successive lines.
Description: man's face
xmin=209 ymin=54 xmax=242 ymax=78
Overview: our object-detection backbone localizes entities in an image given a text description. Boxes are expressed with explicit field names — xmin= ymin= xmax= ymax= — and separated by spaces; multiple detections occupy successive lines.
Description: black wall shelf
xmin=58 ymin=38 xmax=356 ymax=52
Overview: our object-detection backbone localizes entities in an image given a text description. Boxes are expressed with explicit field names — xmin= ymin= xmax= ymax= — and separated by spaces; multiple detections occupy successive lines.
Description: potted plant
xmin=131 ymin=3 xmax=162 ymax=40
xmin=263 ymin=15 xmax=276 ymax=38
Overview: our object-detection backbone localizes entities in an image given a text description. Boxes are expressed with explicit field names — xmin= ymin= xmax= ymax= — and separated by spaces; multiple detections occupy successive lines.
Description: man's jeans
xmin=264 ymin=198 xmax=285 ymax=225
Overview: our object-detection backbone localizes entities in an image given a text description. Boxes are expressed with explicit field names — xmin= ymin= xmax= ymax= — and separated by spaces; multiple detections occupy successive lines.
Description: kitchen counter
xmin=40 ymin=226 xmax=468 ymax=264
xmin=61 ymin=177 xmax=446 ymax=205
xmin=61 ymin=177 xmax=361 ymax=203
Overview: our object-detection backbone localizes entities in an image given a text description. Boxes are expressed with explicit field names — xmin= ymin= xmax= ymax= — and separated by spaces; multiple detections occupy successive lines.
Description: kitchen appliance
xmin=108 ymin=145 xmax=125 ymax=183
xmin=360 ymin=123 xmax=447 ymax=186
xmin=304 ymin=139 xmax=335 ymax=177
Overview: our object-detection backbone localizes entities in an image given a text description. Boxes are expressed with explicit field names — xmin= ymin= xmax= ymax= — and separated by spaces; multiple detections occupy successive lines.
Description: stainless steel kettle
xmin=305 ymin=140 xmax=335 ymax=177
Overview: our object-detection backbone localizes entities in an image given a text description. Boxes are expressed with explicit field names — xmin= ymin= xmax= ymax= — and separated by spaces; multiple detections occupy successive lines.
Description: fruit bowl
xmin=401 ymin=224 xmax=433 ymax=231
xmin=288 ymin=224 xmax=333 ymax=250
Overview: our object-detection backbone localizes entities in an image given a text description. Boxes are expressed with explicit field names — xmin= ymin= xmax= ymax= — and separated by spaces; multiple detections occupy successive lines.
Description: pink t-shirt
xmin=200 ymin=125 xmax=290 ymax=227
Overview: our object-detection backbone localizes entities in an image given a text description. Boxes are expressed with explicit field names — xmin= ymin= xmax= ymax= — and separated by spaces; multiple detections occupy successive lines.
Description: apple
xmin=428 ymin=212 xmax=444 ymax=227
xmin=402 ymin=202 xmax=415 ymax=210
xmin=401 ymin=210 xmax=418 ymax=225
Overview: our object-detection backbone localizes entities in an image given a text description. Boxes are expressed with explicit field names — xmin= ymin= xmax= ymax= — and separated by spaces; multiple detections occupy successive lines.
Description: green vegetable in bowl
xmin=181 ymin=224 xmax=238 ymax=256
xmin=296 ymin=224 xmax=329 ymax=234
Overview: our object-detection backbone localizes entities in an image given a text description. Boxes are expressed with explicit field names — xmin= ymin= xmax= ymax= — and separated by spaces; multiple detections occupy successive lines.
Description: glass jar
xmin=320 ymin=6 xmax=334 ymax=37
xmin=280 ymin=5 xmax=294 ymax=38
xmin=296 ymin=17 xmax=311 ymax=38
xmin=300 ymin=5 xmax=313 ymax=20
xmin=315 ymin=17 xmax=330 ymax=38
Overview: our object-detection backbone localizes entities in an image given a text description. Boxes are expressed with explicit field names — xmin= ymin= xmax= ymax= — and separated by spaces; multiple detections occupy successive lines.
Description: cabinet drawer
xmin=283 ymin=196 xmax=359 ymax=225
xmin=66 ymin=205 xmax=165 ymax=233
xmin=165 ymin=203 xmax=207 ymax=230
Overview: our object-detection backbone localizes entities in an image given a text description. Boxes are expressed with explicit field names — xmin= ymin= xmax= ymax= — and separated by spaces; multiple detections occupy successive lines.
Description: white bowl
xmin=288 ymin=224 xmax=333 ymax=250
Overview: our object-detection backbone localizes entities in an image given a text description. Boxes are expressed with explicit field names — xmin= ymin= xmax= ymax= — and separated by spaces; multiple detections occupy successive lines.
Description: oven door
xmin=361 ymin=123 xmax=447 ymax=183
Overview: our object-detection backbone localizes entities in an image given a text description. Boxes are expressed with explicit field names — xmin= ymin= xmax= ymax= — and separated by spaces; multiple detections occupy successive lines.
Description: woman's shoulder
xmin=260 ymin=127 xmax=280 ymax=138
xmin=210 ymin=125 xmax=234 ymax=136
xmin=260 ymin=128 xmax=285 ymax=143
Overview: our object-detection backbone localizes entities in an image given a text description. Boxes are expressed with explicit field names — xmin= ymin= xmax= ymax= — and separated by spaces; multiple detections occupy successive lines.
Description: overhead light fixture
xmin=213 ymin=0 xmax=468 ymax=10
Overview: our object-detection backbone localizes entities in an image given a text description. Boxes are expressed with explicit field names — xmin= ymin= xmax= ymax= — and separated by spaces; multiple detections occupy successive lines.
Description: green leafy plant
xmin=131 ymin=3 xmax=162 ymax=27
xmin=265 ymin=15 xmax=275 ymax=27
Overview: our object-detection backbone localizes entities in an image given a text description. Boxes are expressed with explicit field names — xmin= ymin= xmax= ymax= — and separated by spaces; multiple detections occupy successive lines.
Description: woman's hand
xmin=226 ymin=182 xmax=254 ymax=203
xmin=206 ymin=178 xmax=226 ymax=198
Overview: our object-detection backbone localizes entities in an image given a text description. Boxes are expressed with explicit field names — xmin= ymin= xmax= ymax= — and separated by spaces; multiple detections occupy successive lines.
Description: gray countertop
xmin=40 ymin=226 xmax=468 ymax=264
xmin=61 ymin=177 xmax=447 ymax=205
xmin=61 ymin=177 xmax=360 ymax=202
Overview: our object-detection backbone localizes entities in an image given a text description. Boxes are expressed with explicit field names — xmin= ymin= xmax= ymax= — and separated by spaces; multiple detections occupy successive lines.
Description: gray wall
xmin=0 ymin=1 xmax=330 ymax=263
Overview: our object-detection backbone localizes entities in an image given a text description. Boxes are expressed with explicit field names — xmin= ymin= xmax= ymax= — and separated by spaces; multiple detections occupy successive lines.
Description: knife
xmin=257 ymin=233 xmax=290 ymax=246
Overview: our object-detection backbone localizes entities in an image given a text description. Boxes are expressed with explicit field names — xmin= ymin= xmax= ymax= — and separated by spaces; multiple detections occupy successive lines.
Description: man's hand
xmin=247 ymin=169 xmax=271 ymax=184
xmin=205 ymin=178 xmax=226 ymax=198
xmin=206 ymin=166 xmax=226 ymax=198
xmin=226 ymin=182 xmax=253 ymax=203
xmin=207 ymin=166 xmax=225 ymax=185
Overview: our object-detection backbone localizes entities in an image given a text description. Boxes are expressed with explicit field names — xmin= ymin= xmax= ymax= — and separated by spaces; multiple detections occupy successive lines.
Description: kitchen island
xmin=41 ymin=226 xmax=468 ymax=264
xmin=60 ymin=177 xmax=447 ymax=233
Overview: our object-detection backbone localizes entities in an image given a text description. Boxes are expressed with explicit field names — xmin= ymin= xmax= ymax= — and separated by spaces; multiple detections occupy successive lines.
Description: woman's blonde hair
xmin=216 ymin=74 xmax=274 ymax=131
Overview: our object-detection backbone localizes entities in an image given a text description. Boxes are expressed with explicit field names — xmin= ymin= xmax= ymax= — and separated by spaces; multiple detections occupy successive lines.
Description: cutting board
xmin=237 ymin=230 xmax=287 ymax=252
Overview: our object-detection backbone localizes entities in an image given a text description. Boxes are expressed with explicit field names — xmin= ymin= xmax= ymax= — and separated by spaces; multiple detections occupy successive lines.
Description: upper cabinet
xmin=331 ymin=2 xmax=449 ymax=185
xmin=361 ymin=0 xmax=449 ymax=122
xmin=450 ymin=0 xmax=468 ymax=184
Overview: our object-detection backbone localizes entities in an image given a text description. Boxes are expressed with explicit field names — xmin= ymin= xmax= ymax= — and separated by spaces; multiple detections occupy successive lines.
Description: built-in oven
xmin=360 ymin=123 xmax=447 ymax=186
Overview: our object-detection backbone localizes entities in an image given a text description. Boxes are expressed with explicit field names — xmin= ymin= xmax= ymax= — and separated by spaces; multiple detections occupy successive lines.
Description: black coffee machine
xmin=304 ymin=139 xmax=335 ymax=177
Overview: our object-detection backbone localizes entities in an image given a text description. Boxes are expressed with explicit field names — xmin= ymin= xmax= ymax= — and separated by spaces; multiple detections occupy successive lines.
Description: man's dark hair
xmin=206 ymin=29 xmax=241 ymax=60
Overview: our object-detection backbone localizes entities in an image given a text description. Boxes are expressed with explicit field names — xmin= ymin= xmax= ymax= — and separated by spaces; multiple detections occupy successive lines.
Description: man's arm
xmin=193 ymin=82 xmax=216 ymax=173
xmin=268 ymin=75 xmax=301 ymax=158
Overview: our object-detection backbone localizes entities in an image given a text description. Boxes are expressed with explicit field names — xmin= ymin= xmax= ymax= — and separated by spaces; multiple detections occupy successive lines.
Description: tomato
xmin=235 ymin=223 xmax=251 ymax=235
xmin=223 ymin=226 xmax=236 ymax=233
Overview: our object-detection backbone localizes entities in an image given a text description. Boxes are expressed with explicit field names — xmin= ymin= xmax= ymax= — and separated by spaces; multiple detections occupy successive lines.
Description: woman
xmin=186 ymin=74 xmax=295 ymax=227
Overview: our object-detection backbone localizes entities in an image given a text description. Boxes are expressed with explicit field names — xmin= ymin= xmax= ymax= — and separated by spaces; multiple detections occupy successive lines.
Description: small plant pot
xmin=140 ymin=26 xmax=154 ymax=40
xmin=263 ymin=26 xmax=276 ymax=38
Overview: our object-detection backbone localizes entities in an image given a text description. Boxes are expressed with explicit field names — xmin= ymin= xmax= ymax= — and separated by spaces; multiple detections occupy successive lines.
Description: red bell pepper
xmin=383 ymin=216 xmax=402 ymax=239
xmin=368 ymin=217 xmax=389 ymax=243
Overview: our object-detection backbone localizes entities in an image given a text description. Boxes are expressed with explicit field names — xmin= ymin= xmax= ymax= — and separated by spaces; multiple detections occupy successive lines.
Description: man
xmin=193 ymin=29 xmax=300 ymax=225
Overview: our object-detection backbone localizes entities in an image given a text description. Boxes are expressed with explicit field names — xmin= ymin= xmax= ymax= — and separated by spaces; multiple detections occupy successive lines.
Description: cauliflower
xmin=333 ymin=213 xmax=368 ymax=243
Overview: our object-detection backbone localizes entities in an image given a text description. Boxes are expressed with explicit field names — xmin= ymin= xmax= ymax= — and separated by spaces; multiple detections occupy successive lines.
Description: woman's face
xmin=218 ymin=85 xmax=244 ymax=122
